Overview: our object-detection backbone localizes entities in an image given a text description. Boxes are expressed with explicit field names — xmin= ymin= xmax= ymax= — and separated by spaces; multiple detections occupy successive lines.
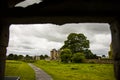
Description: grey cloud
xmin=92 ymin=49 xmax=109 ymax=56
xmin=7 ymin=47 xmax=50 ymax=56
xmin=60 ymin=23 xmax=110 ymax=34
xmin=11 ymin=23 xmax=110 ymax=43
xmin=81 ymin=23 xmax=110 ymax=34
xmin=19 ymin=44 xmax=34 ymax=49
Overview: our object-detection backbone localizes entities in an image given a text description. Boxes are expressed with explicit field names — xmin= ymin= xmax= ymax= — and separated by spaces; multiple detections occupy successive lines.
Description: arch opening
xmin=5 ymin=23 xmax=115 ymax=80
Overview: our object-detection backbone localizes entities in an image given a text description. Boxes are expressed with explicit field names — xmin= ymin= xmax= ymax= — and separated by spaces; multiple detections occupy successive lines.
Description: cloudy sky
xmin=7 ymin=23 xmax=111 ymax=57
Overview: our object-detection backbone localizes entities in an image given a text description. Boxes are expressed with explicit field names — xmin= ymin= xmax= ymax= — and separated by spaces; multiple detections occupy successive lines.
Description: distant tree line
xmin=39 ymin=54 xmax=49 ymax=60
xmin=7 ymin=53 xmax=49 ymax=61
xmin=7 ymin=54 xmax=24 ymax=60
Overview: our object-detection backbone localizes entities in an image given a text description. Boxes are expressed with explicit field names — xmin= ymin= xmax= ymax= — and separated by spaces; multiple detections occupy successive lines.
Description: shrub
xmin=60 ymin=49 xmax=72 ymax=63
xmin=72 ymin=53 xmax=85 ymax=63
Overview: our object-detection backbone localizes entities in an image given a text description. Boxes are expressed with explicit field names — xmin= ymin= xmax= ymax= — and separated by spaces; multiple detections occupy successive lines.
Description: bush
xmin=60 ymin=49 xmax=72 ymax=63
xmin=72 ymin=53 xmax=85 ymax=63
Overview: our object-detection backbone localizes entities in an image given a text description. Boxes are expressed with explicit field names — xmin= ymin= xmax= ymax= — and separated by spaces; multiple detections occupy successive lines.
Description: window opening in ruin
xmin=6 ymin=23 xmax=115 ymax=79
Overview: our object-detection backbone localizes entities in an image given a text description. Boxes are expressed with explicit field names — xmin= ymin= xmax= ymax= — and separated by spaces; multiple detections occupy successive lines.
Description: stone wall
xmin=85 ymin=59 xmax=113 ymax=64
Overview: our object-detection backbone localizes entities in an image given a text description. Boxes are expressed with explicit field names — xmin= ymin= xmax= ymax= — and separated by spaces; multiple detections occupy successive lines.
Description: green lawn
xmin=5 ymin=60 xmax=35 ymax=80
xmin=34 ymin=60 xmax=116 ymax=80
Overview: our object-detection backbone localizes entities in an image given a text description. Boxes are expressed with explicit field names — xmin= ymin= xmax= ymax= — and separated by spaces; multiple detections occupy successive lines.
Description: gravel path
xmin=28 ymin=63 xmax=53 ymax=80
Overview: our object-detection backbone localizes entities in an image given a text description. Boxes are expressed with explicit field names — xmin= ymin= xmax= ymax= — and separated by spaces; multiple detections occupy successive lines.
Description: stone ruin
xmin=50 ymin=49 xmax=60 ymax=60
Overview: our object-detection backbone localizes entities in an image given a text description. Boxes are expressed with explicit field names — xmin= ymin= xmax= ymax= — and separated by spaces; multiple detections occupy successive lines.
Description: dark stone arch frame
xmin=1 ymin=16 xmax=120 ymax=80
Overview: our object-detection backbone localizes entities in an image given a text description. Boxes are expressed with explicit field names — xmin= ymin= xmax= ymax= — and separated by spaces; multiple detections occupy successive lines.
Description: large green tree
xmin=61 ymin=33 xmax=90 ymax=53
xmin=60 ymin=33 xmax=96 ymax=59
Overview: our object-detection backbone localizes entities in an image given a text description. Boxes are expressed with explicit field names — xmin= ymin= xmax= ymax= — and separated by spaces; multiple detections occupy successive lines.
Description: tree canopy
xmin=61 ymin=33 xmax=89 ymax=53
xmin=7 ymin=53 xmax=24 ymax=60
xmin=60 ymin=33 xmax=98 ymax=60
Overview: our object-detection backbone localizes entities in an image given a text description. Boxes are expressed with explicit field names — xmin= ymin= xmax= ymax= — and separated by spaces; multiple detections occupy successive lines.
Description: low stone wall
xmin=85 ymin=59 xmax=113 ymax=64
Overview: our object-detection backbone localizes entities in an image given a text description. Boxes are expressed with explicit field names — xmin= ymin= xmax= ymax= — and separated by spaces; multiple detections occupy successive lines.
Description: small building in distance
xmin=32 ymin=56 xmax=40 ymax=60
xmin=50 ymin=49 xmax=60 ymax=60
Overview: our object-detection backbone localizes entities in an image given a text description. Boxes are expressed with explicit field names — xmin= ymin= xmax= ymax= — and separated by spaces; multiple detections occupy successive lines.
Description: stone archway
xmin=1 ymin=16 xmax=120 ymax=80
xmin=1 ymin=0 xmax=120 ymax=80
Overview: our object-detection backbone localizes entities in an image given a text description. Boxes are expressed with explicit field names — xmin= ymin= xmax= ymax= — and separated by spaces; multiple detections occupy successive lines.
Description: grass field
xmin=34 ymin=60 xmax=116 ymax=80
xmin=5 ymin=60 xmax=35 ymax=80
